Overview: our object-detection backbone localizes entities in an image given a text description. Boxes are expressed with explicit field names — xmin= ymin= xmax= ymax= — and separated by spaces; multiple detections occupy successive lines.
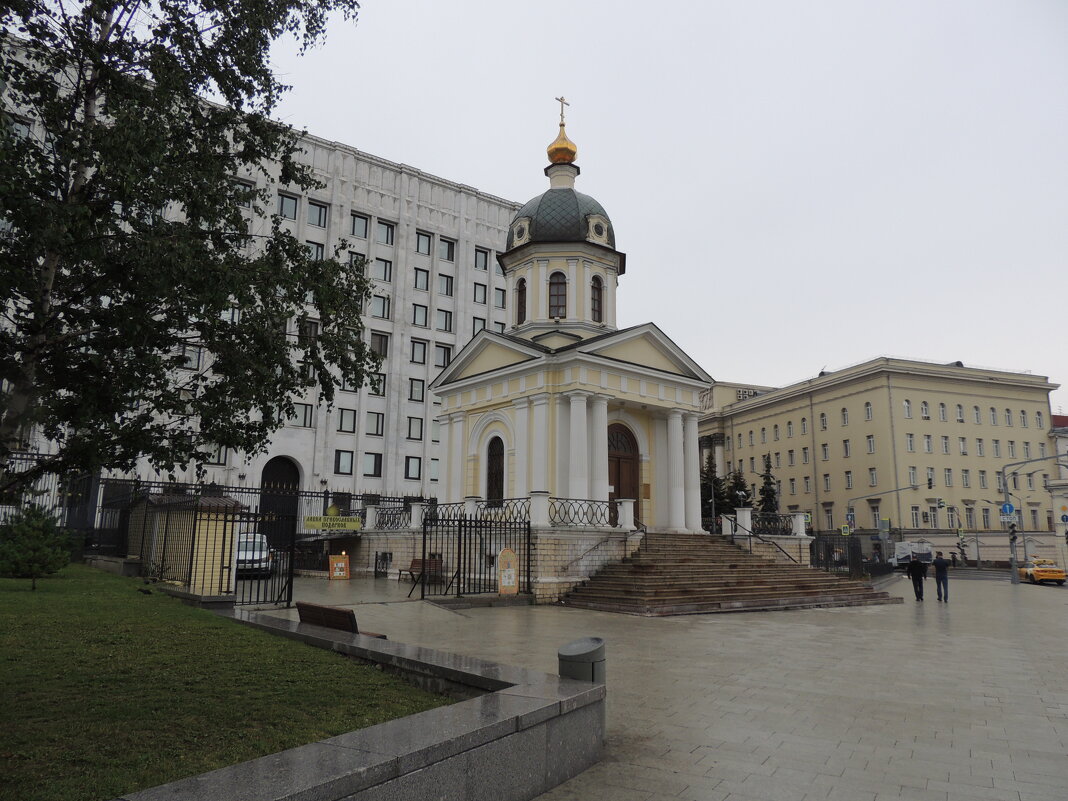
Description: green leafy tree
xmin=0 ymin=1 xmax=374 ymax=494
xmin=0 ymin=505 xmax=70 ymax=589
xmin=725 ymin=470 xmax=752 ymax=512
xmin=756 ymin=454 xmax=779 ymax=514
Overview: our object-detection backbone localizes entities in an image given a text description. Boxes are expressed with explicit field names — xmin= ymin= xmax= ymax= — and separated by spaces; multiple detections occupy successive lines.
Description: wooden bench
xmin=399 ymin=557 xmax=445 ymax=584
xmin=295 ymin=601 xmax=386 ymax=640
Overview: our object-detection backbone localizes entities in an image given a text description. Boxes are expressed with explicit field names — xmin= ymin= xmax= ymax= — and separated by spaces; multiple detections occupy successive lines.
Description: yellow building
xmin=431 ymin=115 xmax=712 ymax=532
xmin=701 ymin=358 xmax=1060 ymax=535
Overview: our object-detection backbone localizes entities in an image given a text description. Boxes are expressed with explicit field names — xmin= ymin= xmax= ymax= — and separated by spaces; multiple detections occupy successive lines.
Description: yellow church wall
xmin=595 ymin=339 xmax=680 ymax=375
xmin=457 ymin=343 xmax=533 ymax=378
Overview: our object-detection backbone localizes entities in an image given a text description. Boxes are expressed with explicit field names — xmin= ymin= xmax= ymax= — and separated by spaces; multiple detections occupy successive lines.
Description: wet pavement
xmin=261 ymin=569 xmax=1068 ymax=801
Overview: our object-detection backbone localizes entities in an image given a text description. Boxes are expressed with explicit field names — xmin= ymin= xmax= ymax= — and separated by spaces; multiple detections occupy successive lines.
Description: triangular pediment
xmin=431 ymin=332 xmax=543 ymax=389
xmin=574 ymin=324 xmax=714 ymax=383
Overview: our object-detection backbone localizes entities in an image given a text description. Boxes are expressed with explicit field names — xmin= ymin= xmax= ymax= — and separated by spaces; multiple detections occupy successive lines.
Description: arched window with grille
xmin=486 ymin=436 xmax=504 ymax=503
xmin=516 ymin=278 xmax=527 ymax=325
xmin=548 ymin=271 xmax=567 ymax=318
xmin=590 ymin=275 xmax=603 ymax=322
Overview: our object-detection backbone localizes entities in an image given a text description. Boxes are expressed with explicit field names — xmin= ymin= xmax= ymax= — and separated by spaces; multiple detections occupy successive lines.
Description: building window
xmin=908 ymin=466 xmax=917 ymax=485
xmin=1038 ymin=442 xmax=1046 ymax=457
xmin=965 ymin=506 xmax=975 ymax=528
xmin=430 ymin=458 xmax=440 ymax=482
xmin=494 ymin=287 xmax=506 ymax=309
xmin=376 ymin=221 xmax=394 ymax=246
xmin=369 ymin=331 xmax=389 ymax=358
xmin=177 ymin=343 xmax=203 ymax=370
xmin=278 ymin=194 xmax=298 ymax=220
xmin=774 ymin=452 xmax=781 ymax=468
xmin=981 ymin=507 xmax=990 ymax=528
xmin=800 ymin=417 xmax=808 ymax=434
xmin=1004 ymin=408 xmax=1012 ymax=426
xmin=591 ymin=276 xmax=603 ymax=322
xmin=841 ymin=407 xmax=849 ymax=425
xmin=946 ymin=507 xmax=957 ymax=528
xmin=938 ymin=403 xmax=947 ymax=422
xmin=434 ymin=273 xmax=453 ymax=296
xmin=801 ymin=447 xmax=809 ymax=464
xmin=431 ymin=420 xmax=441 ymax=442
xmin=789 ymin=478 xmax=796 ymax=495
xmin=871 ymin=506 xmax=881 ymax=528
xmin=435 ymin=309 xmax=453 ymax=332
xmin=787 ymin=421 xmax=794 ymax=437
xmin=955 ymin=404 xmax=964 ymax=422
xmin=996 ymin=471 xmax=1004 ymax=491
xmin=438 ymin=238 xmax=455 ymax=261
xmin=903 ymin=399 xmax=912 ymax=418
xmin=405 ymin=456 xmax=422 ymax=480
xmin=367 ymin=373 xmax=385 ymax=396
xmin=1036 ymin=411 xmax=1044 ymax=428
xmin=927 ymin=467 xmax=935 ymax=487
xmin=961 ymin=469 xmax=970 ymax=488
xmin=416 ymin=231 xmax=432 ymax=255
xmin=493 ymin=321 xmax=506 ymax=333
xmin=992 ymin=439 xmax=1001 ymax=457
xmin=305 ymin=241 xmax=324 ymax=260
xmin=334 ymin=450 xmax=354 ymax=475
xmin=803 ymin=476 xmax=811 ymax=493
xmin=787 ymin=449 xmax=795 ymax=466
xmin=825 ymin=509 xmax=835 ymax=529
xmin=289 ymin=403 xmax=314 ymax=427
xmin=959 ymin=437 xmax=967 ymax=455
xmin=819 ymin=413 xmax=827 ymax=430
xmin=414 ymin=268 xmax=430 ymax=291
xmin=411 ymin=340 xmax=427 ymax=364
xmin=979 ymin=470 xmax=987 ymax=489
xmin=472 ymin=317 xmax=486 ymax=336
xmin=761 ymin=428 xmax=767 ymax=444
xmin=1030 ymin=508 xmax=1039 ymax=528
xmin=921 ymin=401 xmax=930 ymax=420
xmin=845 ymin=471 xmax=853 ymax=489
xmin=549 ymin=271 xmax=567 ymax=318
xmin=864 ymin=402 xmax=873 ymax=421
xmin=474 ymin=249 xmax=489 ymax=271
xmin=407 ymin=417 xmax=423 ymax=440
xmin=1007 ymin=441 xmax=1016 ymax=458
xmin=842 ymin=439 xmax=851 ymax=458
xmin=911 ymin=506 xmax=921 ymax=528
xmin=473 ymin=283 xmax=487 ymax=304
xmin=370 ymin=257 xmax=392 ymax=282
xmin=409 ymin=378 xmax=425 ymax=402
xmin=204 ymin=445 xmax=227 ymax=466
xmin=1020 ymin=410 xmax=1027 ymax=427
xmin=990 ymin=406 xmax=997 ymax=425
xmin=366 ymin=411 xmax=384 ymax=436
xmin=412 ymin=304 xmax=428 ymax=327
xmin=434 ymin=344 xmax=452 ymax=368
xmin=868 ymin=468 xmax=877 ymax=487
xmin=906 ymin=433 xmax=915 ymax=452
xmin=337 ymin=408 xmax=357 ymax=433
xmin=941 ymin=436 xmax=949 ymax=455
xmin=351 ymin=213 xmax=368 ymax=238
xmin=308 ymin=201 xmax=328 ymax=228
xmin=923 ymin=435 xmax=932 ymax=453
xmin=516 ymin=278 xmax=527 ymax=325
xmin=823 ymin=474 xmax=831 ymax=491
xmin=929 ymin=507 xmax=939 ymax=529
xmin=773 ymin=424 xmax=780 ymax=441
xmin=973 ymin=405 xmax=981 ymax=424
xmin=821 ymin=443 xmax=829 ymax=460
xmin=976 ymin=438 xmax=984 ymax=456
xmin=363 ymin=453 xmax=383 ymax=477
xmin=748 ymin=430 xmax=754 ymax=446
xmin=866 ymin=435 xmax=875 ymax=454
xmin=944 ymin=468 xmax=953 ymax=487
xmin=370 ymin=295 xmax=390 ymax=319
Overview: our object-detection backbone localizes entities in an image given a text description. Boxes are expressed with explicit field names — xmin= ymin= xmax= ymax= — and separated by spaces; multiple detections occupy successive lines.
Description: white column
xmin=591 ymin=395 xmax=610 ymax=501
xmin=667 ymin=410 xmax=686 ymax=532
xmin=449 ymin=413 xmax=465 ymax=502
xmin=531 ymin=394 xmax=550 ymax=492
xmin=684 ymin=413 xmax=702 ymax=533
xmin=568 ymin=392 xmax=589 ymax=500
xmin=536 ymin=259 xmax=548 ymax=319
xmin=567 ymin=258 xmax=578 ymax=321
xmin=512 ymin=398 xmax=530 ymax=498
xmin=440 ymin=413 xmax=454 ymax=501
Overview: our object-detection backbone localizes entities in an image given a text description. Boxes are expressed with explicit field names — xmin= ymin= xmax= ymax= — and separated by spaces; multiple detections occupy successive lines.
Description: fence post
xmin=618 ymin=499 xmax=635 ymax=531
xmin=530 ymin=491 xmax=550 ymax=528
xmin=409 ymin=501 xmax=424 ymax=530
xmin=791 ymin=512 xmax=807 ymax=537
xmin=365 ymin=503 xmax=379 ymax=530
xmin=464 ymin=495 xmax=480 ymax=519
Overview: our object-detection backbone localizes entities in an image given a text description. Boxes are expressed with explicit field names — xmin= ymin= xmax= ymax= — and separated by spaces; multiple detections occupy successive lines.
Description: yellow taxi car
xmin=1018 ymin=558 xmax=1066 ymax=585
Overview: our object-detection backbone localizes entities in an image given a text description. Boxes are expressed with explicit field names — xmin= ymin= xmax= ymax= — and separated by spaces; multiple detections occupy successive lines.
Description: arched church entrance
xmin=259 ymin=456 xmax=300 ymax=549
xmin=608 ymin=424 xmax=640 ymax=525
xmin=486 ymin=436 xmax=505 ymax=505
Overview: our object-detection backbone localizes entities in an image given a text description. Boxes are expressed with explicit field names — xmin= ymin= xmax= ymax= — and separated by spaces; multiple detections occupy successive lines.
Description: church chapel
xmin=430 ymin=106 xmax=713 ymax=532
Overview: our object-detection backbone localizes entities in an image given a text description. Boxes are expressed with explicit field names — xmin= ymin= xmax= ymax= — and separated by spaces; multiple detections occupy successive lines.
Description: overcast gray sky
xmin=272 ymin=0 xmax=1068 ymax=411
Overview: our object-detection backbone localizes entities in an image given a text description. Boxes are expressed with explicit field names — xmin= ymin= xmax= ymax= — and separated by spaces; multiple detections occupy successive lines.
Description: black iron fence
xmin=810 ymin=533 xmax=865 ymax=578
xmin=751 ymin=514 xmax=794 ymax=536
xmin=548 ymin=497 xmax=617 ymax=527
xmin=418 ymin=516 xmax=532 ymax=599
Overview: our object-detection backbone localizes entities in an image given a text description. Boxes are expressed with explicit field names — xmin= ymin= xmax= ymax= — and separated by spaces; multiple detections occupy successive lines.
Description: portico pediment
xmin=431 ymin=332 xmax=543 ymax=388
xmin=574 ymin=324 xmax=713 ymax=383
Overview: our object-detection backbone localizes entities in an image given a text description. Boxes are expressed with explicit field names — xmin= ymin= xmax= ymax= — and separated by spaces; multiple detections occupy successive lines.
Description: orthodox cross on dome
xmin=555 ymin=96 xmax=569 ymax=125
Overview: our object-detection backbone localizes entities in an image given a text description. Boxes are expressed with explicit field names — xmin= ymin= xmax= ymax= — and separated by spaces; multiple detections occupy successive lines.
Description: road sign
xmin=999 ymin=514 xmax=1018 ymax=523
xmin=840 ymin=525 xmax=851 ymax=535
xmin=804 ymin=512 xmax=812 ymax=524
xmin=1061 ymin=514 xmax=1068 ymax=524
xmin=957 ymin=528 xmax=964 ymax=538
xmin=845 ymin=512 xmax=856 ymax=527
xmin=1000 ymin=502 xmax=1015 ymax=515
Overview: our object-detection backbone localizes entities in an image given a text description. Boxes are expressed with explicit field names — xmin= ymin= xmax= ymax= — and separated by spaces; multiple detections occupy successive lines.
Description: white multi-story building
xmin=153 ymin=134 xmax=520 ymax=498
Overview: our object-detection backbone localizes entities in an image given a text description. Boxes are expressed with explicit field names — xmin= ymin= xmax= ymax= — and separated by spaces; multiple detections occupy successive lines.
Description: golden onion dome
xmin=547 ymin=122 xmax=578 ymax=164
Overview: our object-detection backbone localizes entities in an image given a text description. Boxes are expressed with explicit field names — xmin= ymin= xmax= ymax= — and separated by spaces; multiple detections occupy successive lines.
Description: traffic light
xmin=1009 ymin=522 xmax=1018 ymax=543
xmin=927 ymin=478 xmax=934 ymax=490
xmin=937 ymin=498 xmax=945 ymax=509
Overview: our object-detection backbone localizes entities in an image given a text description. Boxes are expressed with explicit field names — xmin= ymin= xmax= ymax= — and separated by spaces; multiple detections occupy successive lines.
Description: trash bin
xmin=558 ymin=636 xmax=606 ymax=683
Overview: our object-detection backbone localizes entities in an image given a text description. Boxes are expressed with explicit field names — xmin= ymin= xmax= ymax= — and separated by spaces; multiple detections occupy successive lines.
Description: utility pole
xmin=998 ymin=455 xmax=1068 ymax=585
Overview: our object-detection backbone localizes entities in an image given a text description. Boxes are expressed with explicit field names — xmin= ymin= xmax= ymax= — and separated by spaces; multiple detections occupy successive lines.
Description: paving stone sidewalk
xmin=283 ymin=569 xmax=1068 ymax=801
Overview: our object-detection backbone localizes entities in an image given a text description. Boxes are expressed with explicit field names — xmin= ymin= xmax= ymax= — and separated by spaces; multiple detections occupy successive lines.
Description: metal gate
xmin=418 ymin=513 xmax=531 ymax=599
xmin=810 ymin=533 xmax=865 ymax=578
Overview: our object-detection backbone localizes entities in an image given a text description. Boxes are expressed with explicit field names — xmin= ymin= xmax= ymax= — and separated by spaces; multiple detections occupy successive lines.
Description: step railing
xmin=724 ymin=518 xmax=802 ymax=565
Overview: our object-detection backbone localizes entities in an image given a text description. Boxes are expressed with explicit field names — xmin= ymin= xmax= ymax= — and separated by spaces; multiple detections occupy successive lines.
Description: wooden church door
xmin=607 ymin=424 xmax=640 ymax=524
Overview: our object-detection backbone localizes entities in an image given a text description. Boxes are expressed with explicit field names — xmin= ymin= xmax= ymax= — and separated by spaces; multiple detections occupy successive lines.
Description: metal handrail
xmin=726 ymin=518 xmax=801 ymax=564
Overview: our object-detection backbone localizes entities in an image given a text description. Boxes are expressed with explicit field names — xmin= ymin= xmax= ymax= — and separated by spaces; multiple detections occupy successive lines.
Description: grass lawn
xmin=0 ymin=564 xmax=452 ymax=801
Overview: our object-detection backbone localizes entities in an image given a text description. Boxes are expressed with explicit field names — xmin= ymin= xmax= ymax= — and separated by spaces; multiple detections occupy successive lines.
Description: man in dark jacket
xmin=932 ymin=551 xmax=950 ymax=602
xmin=906 ymin=557 xmax=928 ymax=601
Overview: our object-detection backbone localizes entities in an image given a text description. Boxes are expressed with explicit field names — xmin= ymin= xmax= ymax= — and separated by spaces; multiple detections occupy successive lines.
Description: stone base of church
xmin=530 ymin=527 xmax=645 ymax=604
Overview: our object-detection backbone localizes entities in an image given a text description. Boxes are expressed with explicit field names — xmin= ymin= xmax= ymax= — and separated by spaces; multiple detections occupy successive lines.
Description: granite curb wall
xmin=115 ymin=610 xmax=604 ymax=801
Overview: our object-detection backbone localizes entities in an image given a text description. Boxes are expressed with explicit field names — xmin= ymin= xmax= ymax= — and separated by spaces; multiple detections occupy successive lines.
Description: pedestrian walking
xmin=906 ymin=557 xmax=927 ymax=601
xmin=932 ymin=551 xmax=950 ymax=602
xmin=950 ymin=552 xmax=957 ymax=568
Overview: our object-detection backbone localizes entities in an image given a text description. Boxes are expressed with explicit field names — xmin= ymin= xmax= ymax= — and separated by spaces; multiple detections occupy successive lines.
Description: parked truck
xmin=891 ymin=541 xmax=933 ymax=569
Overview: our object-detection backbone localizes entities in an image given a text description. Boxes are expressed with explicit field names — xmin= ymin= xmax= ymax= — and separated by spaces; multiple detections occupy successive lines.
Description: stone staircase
xmin=562 ymin=531 xmax=902 ymax=615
